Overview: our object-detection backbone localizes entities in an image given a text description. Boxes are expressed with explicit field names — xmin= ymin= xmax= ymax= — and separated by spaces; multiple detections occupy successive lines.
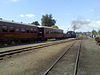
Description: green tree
xmin=41 ymin=14 xmax=56 ymax=27
xmin=92 ymin=30 xmax=97 ymax=37
xmin=31 ymin=21 xmax=40 ymax=26
xmin=51 ymin=25 xmax=59 ymax=28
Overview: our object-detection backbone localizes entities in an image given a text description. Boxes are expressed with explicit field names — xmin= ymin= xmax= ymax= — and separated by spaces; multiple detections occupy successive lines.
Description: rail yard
xmin=0 ymin=0 xmax=100 ymax=75
xmin=0 ymin=15 xmax=100 ymax=75
xmin=0 ymin=38 xmax=100 ymax=75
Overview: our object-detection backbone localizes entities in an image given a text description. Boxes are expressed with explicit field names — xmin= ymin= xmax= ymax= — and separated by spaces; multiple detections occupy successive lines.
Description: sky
xmin=0 ymin=0 xmax=100 ymax=32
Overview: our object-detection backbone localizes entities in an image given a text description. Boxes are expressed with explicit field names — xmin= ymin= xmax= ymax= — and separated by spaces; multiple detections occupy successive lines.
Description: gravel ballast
xmin=47 ymin=40 xmax=80 ymax=75
xmin=77 ymin=38 xmax=100 ymax=75
xmin=0 ymin=40 xmax=75 ymax=75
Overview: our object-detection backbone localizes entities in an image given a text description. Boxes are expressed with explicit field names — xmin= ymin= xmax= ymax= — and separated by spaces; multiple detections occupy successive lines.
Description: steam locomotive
xmin=0 ymin=20 xmax=76 ymax=45
xmin=66 ymin=31 xmax=76 ymax=38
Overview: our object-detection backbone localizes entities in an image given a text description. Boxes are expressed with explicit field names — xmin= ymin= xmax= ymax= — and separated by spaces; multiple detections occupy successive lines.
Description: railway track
xmin=73 ymin=40 xmax=81 ymax=75
xmin=43 ymin=40 xmax=81 ymax=75
xmin=0 ymin=39 xmax=76 ymax=60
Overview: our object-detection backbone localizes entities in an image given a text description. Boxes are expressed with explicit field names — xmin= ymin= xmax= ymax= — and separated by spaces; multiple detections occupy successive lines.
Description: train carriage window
xmin=21 ymin=28 xmax=26 ymax=33
xmin=48 ymin=29 xmax=50 ymax=34
xmin=51 ymin=29 xmax=53 ymax=33
xmin=34 ymin=28 xmax=37 ymax=33
xmin=46 ymin=29 xmax=49 ymax=34
xmin=30 ymin=28 xmax=34 ymax=33
xmin=2 ymin=26 xmax=8 ymax=32
xmin=31 ymin=28 xmax=33 ymax=31
xmin=48 ymin=30 xmax=50 ymax=34
xmin=27 ymin=30 xmax=30 ymax=33
xmin=49 ymin=30 xmax=51 ymax=34
xmin=9 ymin=27 xmax=15 ymax=32
xmin=15 ymin=28 xmax=20 ymax=32
xmin=54 ymin=30 xmax=56 ymax=34
xmin=53 ymin=29 xmax=55 ymax=33
xmin=26 ymin=28 xmax=30 ymax=33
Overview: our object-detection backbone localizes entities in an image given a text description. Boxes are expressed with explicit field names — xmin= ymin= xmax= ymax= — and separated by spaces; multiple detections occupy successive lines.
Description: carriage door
xmin=38 ymin=28 xmax=44 ymax=38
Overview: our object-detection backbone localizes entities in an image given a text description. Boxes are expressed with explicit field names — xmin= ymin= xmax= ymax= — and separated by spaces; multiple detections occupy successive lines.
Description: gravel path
xmin=0 ymin=40 xmax=75 ymax=75
xmin=77 ymin=38 xmax=100 ymax=75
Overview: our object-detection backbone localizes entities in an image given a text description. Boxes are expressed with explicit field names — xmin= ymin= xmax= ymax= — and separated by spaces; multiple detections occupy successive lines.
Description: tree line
xmin=31 ymin=14 xmax=58 ymax=28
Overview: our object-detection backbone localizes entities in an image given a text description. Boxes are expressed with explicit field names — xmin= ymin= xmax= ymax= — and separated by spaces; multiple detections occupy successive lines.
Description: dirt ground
xmin=48 ymin=40 xmax=80 ymax=75
xmin=0 ymin=40 xmax=75 ymax=75
xmin=1 ymin=38 xmax=99 ymax=75
xmin=0 ymin=39 xmax=74 ymax=52
xmin=77 ymin=38 xmax=100 ymax=75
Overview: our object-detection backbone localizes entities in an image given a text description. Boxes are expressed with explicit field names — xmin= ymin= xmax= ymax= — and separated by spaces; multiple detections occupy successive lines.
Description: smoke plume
xmin=71 ymin=19 xmax=91 ymax=31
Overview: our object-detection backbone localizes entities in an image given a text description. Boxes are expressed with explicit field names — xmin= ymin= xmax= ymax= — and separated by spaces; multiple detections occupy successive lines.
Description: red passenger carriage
xmin=0 ymin=20 xmax=38 ymax=44
xmin=38 ymin=26 xmax=63 ymax=41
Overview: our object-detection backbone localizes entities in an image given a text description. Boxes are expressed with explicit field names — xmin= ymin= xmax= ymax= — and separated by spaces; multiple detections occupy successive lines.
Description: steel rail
xmin=73 ymin=40 xmax=82 ymax=75
xmin=0 ymin=39 xmax=76 ymax=59
xmin=43 ymin=41 xmax=76 ymax=75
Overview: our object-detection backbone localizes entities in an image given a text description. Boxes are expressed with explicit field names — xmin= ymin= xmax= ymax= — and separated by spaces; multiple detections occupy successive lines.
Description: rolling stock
xmin=66 ymin=31 xmax=76 ymax=38
xmin=0 ymin=20 xmax=76 ymax=45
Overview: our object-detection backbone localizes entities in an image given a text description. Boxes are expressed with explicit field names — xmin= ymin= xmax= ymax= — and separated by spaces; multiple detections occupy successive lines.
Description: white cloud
xmin=76 ymin=20 xmax=100 ymax=32
xmin=69 ymin=19 xmax=100 ymax=32
xmin=92 ymin=21 xmax=100 ymax=29
xmin=96 ymin=21 xmax=100 ymax=24
xmin=20 ymin=14 xmax=35 ymax=18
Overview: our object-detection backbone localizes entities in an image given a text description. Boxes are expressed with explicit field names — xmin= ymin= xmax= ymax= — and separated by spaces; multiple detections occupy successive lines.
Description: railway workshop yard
xmin=0 ymin=38 xmax=100 ymax=75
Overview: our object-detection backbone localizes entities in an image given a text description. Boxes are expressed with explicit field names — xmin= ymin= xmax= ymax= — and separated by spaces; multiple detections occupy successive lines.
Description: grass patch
xmin=48 ymin=39 xmax=56 ymax=41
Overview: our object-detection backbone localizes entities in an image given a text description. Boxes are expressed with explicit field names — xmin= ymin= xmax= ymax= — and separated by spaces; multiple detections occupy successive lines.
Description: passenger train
xmin=0 ymin=20 xmax=76 ymax=45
